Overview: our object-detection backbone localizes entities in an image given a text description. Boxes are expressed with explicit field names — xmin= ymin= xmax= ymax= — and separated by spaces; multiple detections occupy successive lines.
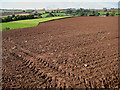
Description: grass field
xmin=41 ymin=13 xmax=49 ymax=18
xmin=53 ymin=13 xmax=66 ymax=15
xmin=1 ymin=16 xmax=72 ymax=31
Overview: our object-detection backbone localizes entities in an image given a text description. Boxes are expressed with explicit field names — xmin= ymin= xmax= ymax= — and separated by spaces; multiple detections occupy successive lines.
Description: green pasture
xmin=1 ymin=16 xmax=71 ymax=31
xmin=41 ymin=13 xmax=49 ymax=18
xmin=54 ymin=13 xmax=66 ymax=16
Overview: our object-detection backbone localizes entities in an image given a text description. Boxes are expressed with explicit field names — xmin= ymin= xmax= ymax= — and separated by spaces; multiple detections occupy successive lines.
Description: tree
xmin=49 ymin=13 xmax=54 ymax=17
xmin=66 ymin=10 xmax=73 ymax=14
xmin=92 ymin=11 xmax=95 ymax=13
xmin=106 ymin=12 xmax=109 ymax=16
xmin=38 ymin=13 xmax=42 ymax=18
xmin=23 ymin=10 xmax=25 ymax=12
xmin=78 ymin=12 xmax=85 ymax=16
xmin=2 ymin=14 xmax=35 ymax=23
xmin=34 ymin=11 xmax=38 ymax=15
xmin=98 ymin=13 xmax=100 ymax=16
xmin=43 ymin=8 xmax=45 ymax=11
xmin=56 ymin=10 xmax=59 ymax=13
xmin=27 ymin=15 xmax=35 ymax=19
xmin=45 ymin=11 xmax=49 ymax=13
xmin=80 ymin=8 xmax=84 ymax=11
xmin=104 ymin=9 xmax=107 ymax=12
xmin=95 ymin=13 xmax=99 ymax=16
xmin=6 ymin=16 xmax=12 ymax=21
xmin=111 ymin=11 xmax=115 ymax=16
xmin=76 ymin=9 xmax=80 ymax=13
xmin=2 ymin=18 xmax=5 ymax=22
xmin=5 ymin=27 xmax=10 ymax=30
xmin=46 ymin=13 xmax=54 ymax=17
xmin=88 ymin=13 xmax=95 ymax=16
xmin=12 ymin=17 xmax=16 ymax=21
xmin=111 ymin=8 xmax=114 ymax=10
xmin=51 ymin=11 xmax=54 ymax=13
xmin=12 ymin=14 xmax=15 ymax=17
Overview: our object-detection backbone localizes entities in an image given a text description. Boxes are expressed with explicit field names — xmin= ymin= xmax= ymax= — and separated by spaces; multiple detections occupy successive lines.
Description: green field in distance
xmin=1 ymin=16 xmax=72 ymax=31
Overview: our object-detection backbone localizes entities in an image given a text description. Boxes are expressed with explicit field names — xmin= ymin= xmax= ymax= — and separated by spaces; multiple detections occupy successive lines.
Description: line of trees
xmin=65 ymin=9 xmax=100 ymax=16
xmin=65 ymin=9 xmax=117 ymax=16
xmin=1 ymin=9 xmax=118 ymax=23
xmin=1 ymin=14 xmax=35 ymax=23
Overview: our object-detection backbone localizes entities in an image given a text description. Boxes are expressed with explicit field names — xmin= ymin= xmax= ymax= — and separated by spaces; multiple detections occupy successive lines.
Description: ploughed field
xmin=2 ymin=17 xmax=119 ymax=88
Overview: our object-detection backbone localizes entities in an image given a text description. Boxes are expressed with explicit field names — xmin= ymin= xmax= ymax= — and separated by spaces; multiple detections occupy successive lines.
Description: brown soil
xmin=2 ymin=16 xmax=119 ymax=89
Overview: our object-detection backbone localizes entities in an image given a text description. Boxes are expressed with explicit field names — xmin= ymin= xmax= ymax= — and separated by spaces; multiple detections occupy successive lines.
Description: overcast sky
xmin=1 ymin=0 xmax=119 ymax=9
xmin=1 ymin=0 xmax=119 ymax=2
